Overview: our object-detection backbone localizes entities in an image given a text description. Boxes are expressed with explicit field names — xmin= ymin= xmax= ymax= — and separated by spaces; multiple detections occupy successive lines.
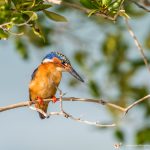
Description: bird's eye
xmin=61 ymin=60 xmax=66 ymax=65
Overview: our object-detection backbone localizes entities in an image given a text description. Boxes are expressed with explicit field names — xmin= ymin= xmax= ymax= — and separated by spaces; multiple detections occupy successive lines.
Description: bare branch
xmin=125 ymin=18 xmax=150 ymax=74
xmin=0 ymin=101 xmax=32 ymax=112
xmin=0 ymin=94 xmax=150 ymax=127
xmin=125 ymin=94 xmax=150 ymax=113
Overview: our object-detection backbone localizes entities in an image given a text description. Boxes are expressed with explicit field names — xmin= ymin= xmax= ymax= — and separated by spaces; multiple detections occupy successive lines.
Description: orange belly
xmin=29 ymin=63 xmax=62 ymax=101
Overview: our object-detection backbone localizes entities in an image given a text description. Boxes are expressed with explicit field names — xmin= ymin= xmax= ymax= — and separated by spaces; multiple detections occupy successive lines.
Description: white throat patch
xmin=42 ymin=58 xmax=53 ymax=63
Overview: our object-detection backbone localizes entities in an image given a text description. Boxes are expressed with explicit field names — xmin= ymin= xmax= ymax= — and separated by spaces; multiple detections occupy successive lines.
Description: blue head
xmin=42 ymin=52 xmax=84 ymax=82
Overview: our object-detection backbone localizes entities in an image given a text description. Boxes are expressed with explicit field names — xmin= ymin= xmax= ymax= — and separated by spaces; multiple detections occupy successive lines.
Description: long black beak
xmin=69 ymin=68 xmax=84 ymax=82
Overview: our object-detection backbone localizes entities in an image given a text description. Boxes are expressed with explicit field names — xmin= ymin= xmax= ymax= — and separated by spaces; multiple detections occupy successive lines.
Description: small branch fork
xmin=0 ymin=92 xmax=150 ymax=127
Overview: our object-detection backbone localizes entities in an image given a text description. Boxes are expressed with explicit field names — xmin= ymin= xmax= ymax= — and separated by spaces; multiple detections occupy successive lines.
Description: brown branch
xmin=125 ymin=94 xmax=150 ymax=113
xmin=0 ymin=97 xmax=124 ymax=113
xmin=125 ymin=18 xmax=150 ymax=74
xmin=0 ymin=94 xmax=150 ymax=127
xmin=1 ymin=95 xmax=150 ymax=113
xmin=130 ymin=0 xmax=150 ymax=12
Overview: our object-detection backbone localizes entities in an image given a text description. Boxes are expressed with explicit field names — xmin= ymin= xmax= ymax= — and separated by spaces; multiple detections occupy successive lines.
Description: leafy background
xmin=0 ymin=0 xmax=150 ymax=149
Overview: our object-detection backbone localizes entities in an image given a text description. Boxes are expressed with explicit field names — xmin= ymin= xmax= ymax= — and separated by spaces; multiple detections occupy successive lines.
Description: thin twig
xmin=47 ymin=111 xmax=116 ymax=127
xmin=0 ymin=22 xmax=12 ymax=29
xmin=125 ymin=18 xmax=150 ymax=74
xmin=130 ymin=0 xmax=150 ymax=12
xmin=125 ymin=94 xmax=150 ymax=113
xmin=7 ymin=30 xmax=24 ymax=36
xmin=29 ymin=106 xmax=48 ymax=118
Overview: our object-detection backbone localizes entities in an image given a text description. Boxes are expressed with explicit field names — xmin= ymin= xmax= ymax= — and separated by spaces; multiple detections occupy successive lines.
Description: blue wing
xmin=31 ymin=67 xmax=38 ymax=80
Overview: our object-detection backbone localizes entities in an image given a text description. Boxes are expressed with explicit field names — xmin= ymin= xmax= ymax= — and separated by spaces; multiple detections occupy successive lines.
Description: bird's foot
xmin=37 ymin=96 xmax=44 ymax=105
xmin=52 ymin=96 xmax=58 ymax=103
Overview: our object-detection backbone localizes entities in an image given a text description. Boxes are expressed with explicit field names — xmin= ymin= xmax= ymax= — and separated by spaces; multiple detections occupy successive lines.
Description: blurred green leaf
xmin=68 ymin=79 xmax=79 ymax=87
xmin=91 ymin=61 xmax=102 ymax=72
xmin=31 ymin=4 xmax=52 ymax=11
xmin=88 ymin=80 xmax=100 ymax=97
xmin=88 ymin=9 xmax=97 ymax=17
xmin=0 ymin=0 xmax=7 ymax=5
xmin=12 ymin=0 xmax=33 ymax=10
xmin=136 ymin=127 xmax=150 ymax=144
xmin=32 ymin=24 xmax=45 ymax=41
xmin=102 ymin=0 xmax=112 ymax=6
xmin=16 ymin=38 xmax=28 ymax=59
xmin=0 ymin=29 xmax=8 ymax=40
xmin=74 ymin=50 xmax=88 ymax=66
xmin=115 ymin=129 xmax=124 ymax=142
xmin=101 ymin=32 xmax=128 ymax=64
xmin=145 ymin=32 xmax=150 ymax=49
xmin=27 ymin=23 xmax=52 ymax=48
xmin=108 ymin=1 xmax=120 ymax=10
xmin=43 ymin=10 xmax=67 ymax=22
xmin=22 ymin=11 xmax=38 ymax=21
xmin=80 ymin=0 xmax=99 ymax=9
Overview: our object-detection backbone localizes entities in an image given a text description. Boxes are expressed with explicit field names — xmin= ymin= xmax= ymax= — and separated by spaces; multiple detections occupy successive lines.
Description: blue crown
xmin=42 ymin=51 xmax=71 ymax=64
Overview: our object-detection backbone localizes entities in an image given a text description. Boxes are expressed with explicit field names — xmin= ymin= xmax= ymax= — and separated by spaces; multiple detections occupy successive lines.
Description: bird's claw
xmin=37 ymin=96 xmax=44 ymax=105
xmin=52 ymin=96 xmax=58 ymax=103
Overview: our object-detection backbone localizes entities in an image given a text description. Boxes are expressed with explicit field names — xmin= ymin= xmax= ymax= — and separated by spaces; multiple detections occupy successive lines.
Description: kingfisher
xmin=29 ymin=51 xmax=84 ymax=119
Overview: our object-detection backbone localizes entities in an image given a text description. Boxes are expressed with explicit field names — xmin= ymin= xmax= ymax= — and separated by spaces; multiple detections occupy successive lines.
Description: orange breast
xmin=29 ymin=63 xmax=62 ymax=101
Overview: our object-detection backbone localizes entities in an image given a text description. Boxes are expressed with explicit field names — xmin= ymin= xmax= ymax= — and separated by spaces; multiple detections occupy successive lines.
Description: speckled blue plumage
xmin=42 ymin=51 xmax=71 ymax=65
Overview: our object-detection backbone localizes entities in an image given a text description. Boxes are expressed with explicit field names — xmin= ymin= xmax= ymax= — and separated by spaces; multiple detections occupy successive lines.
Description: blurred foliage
xmin=1 ymin=0 xmax=150 ymax=146
xmin=15 ymin=38 xmax=29 ymax=59
xmin=115 ymin=129 xmax=125 ymax=142
xmin=136 ymin=127 xmax=150 ymax=144
xmin=80 ymin=0 xmax=125 ymax=17
xmin=0 ymin=0 xmax=67 ymax=40
xmin=145 ymin=31 xmax=150 ymax=49
xmin=88 ymin=80 xmax=101 ymax=97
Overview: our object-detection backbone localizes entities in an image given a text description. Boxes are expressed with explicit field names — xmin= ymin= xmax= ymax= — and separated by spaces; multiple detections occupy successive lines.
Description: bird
xmin=29 ymin=51 xmax=84 ymax=119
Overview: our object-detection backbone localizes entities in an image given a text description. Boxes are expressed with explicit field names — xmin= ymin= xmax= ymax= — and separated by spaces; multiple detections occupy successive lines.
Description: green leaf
xmin=12 ymin=0 xmax=34 ymax=9
xmin=88 ymin=9 xmax=97 ymax=17
xmin=115 ymin=129 xmax=124 ymax=142
xmin=31 ymin=4 xmax=52 ymax=11
xmin=68 ymin=79 xmax=79 ymax=87
xmin=74 ymin=51 xmax=88 ymax=66
xmin=0 ymin=0 xmax=6 ymax=5
xmin=89 ymin=80 xmax=100 ymax=97
xmin=16 ymin=38 xmax=28 ymax=59
xmin=32 ymin=24 xmax=45 ymax=41
xmin=145 ymin=32 xmax=150 ymax=49
xmin=136 ymin=127 xmax=150 ymax=144
xmin=0 ymin=29 xmax=8 ymax=40
xmin=43 ymin=10 xmax=67 ymax=22
xmin=80 ymin=0 xmax=99 ymax=9
xmin=102 ymin=0 xmax=112 ymax=6
xmin=108 ymin=1 xmax=120 ymax=11
xmin=22 ymin=11 xmax=38 ymax=21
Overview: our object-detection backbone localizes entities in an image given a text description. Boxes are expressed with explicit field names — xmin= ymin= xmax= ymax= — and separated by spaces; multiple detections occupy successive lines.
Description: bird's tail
xmin=37 ymin=102 xmax=49 ymax=119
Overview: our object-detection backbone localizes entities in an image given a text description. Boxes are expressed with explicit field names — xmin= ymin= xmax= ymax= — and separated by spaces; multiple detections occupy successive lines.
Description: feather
xmin=31 ymin=67 xmax=38 ymax=80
